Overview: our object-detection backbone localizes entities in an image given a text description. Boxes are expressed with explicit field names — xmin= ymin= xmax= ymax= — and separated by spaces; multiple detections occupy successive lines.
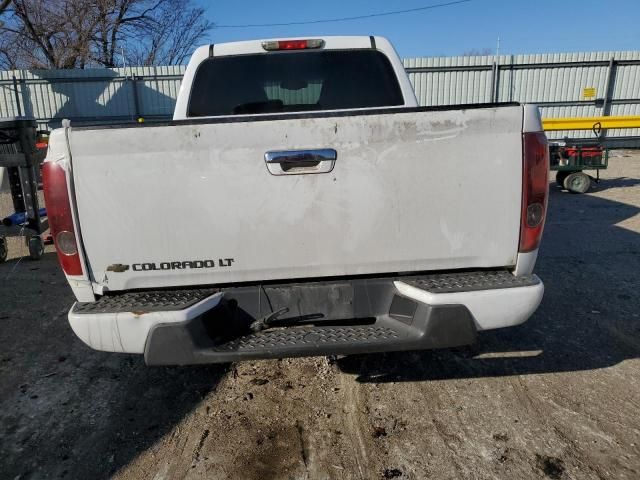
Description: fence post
xmin=130 ymin=75 xmax=141 ymax=121
xmin=490 ymin=61 xmax=500 ymax=103
xmin=11 ymin=74 xmax=22 ymax=117
xmin=600 ymin=56 xmax=617 ymax=140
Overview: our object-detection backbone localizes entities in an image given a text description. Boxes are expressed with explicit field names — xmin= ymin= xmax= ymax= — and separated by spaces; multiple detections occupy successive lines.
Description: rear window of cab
xmin=188 ymin=49 xmax=404 ymax=117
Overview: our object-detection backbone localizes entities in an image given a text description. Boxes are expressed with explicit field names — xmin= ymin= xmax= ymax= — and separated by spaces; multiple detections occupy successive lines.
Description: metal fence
xmin=0 ymin=66 xmax=184 ymax=128
xmin=1 ymin=50 xmax=640 ymax=145
xmin=405 ymin=51 xmax=640 ymax=143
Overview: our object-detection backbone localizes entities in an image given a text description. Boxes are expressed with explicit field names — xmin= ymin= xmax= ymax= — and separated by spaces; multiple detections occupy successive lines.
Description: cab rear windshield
xmin=188 ymin=49 xmax=404 ymax=117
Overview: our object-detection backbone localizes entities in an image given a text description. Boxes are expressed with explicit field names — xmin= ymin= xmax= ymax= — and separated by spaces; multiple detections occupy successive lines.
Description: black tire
xmin=0 ymin=237 xmax=7 ymax=263
xmin=563 ymin=171 xmax=591 ymax=194
xmin=28 ymin=236 xmax=44 ymax=260
xmin=555 ymin=170 xmax=571 ymax=187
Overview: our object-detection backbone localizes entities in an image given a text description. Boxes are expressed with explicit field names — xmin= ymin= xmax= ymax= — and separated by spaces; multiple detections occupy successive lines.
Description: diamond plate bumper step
xmin=143 ymin=271 xmax=525 ymax=365
xmin=402 ymin=270 xmax=538 ymax=294
xmin=73 ymin=288 xmax=218 ymax=314
xmin=146 ymin=302 xmax=476 ymax=365
xmin=214 ymin=326 xmax=401 ymax=352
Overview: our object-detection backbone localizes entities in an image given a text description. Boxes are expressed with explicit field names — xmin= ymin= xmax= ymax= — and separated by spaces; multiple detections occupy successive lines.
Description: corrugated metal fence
xmin=0 ymin=65 xmax=184 ymax=127
xmin=405 ymin=51 xmax=640 ymax=142
xmin=1 ymin=50 xmax=639 ymax=144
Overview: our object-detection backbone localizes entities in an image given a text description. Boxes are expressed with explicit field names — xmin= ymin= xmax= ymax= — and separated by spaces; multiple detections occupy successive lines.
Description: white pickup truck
xmin=43 ymin=36 xmax=549 ymax=365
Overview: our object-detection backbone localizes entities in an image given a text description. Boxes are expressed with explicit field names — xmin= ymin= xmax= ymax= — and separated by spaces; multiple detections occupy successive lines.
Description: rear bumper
xmin=68 ymin=271 xmax=543 ymax=366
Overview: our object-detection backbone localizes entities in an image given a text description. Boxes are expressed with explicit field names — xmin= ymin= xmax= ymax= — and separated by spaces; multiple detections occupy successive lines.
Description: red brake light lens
xmin=262 ymin=39 xmax=324 ymax=51
xmin=519 ymin=132 xmax=550 ymax=253
xmin=42 ymin=162 xmax=83 ymax=275
xmin=279 ymin=40 xmax=308 ymax=50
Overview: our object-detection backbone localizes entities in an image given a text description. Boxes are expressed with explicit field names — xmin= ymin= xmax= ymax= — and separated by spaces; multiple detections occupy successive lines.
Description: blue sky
xmin=196 ymin=0 xmax=640 ymax=58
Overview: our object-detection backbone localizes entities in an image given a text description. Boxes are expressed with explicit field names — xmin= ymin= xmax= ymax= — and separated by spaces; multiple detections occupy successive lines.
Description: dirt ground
xmin=1 ymin=152 xmax=639 ymax=480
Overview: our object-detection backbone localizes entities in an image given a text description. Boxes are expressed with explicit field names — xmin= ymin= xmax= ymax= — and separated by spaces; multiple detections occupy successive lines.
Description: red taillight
xmin=519 ymin=132 xmax=550 ymax=253
xmin=42 ymin=162 xmax=83 ymax=275
xmin=262 ymin=39 xmax=324 ymax=51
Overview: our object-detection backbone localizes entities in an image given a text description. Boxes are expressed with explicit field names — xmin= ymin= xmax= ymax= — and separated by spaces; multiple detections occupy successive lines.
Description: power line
xmin=214 ymin=0 xmax=473 ymax=28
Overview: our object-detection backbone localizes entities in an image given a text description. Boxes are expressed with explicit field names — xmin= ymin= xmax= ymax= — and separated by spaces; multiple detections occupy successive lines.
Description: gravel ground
xmin=1 ymin=152 xmax=639 ymax=480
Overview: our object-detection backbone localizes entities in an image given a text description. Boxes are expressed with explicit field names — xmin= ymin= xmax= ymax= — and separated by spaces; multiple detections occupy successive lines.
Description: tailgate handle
xmin=264 ymin=149 xmax=337 ymax=175
xmin=265 ymin=149 xmax=336 ymax=163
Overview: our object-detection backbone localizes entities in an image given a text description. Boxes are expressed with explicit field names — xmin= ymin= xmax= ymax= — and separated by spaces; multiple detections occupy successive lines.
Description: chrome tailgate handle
xmin=265 ymin=149 xmax=337 ymax=163
xmin=264 ymin=148 xmax=337 ymax=175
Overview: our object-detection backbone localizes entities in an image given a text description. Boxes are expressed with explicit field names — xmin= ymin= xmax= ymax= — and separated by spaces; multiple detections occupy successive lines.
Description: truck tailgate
xmin=70 ymin=106 xmax=524 ymax=291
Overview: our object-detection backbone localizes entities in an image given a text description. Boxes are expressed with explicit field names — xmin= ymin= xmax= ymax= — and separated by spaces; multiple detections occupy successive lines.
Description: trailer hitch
xmin=249 ymin=307 xmax=290 ymax=333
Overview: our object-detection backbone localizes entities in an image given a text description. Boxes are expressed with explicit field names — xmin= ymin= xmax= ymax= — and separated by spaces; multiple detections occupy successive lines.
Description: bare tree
xmin=92 ymin=0 xmax=212 ymax=67
xmin=0 ymin=0 xmax=11 ymax=14
xmin=0 ymin=0 xmax=11 ymax=39
xmin=127 ymin=3 xmax=213 ymax=66
xmin=0 ymin=0 xmax=71 ymax=69
xmin=0 ymin=0 xmax=212 ymax=69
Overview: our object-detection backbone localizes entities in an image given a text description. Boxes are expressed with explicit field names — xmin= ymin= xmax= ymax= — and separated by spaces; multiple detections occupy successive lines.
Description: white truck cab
xmin=172 ymin=36 xmax=419 ymax=120
xmin=43 ymin=36 xmax=548 ymax=365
